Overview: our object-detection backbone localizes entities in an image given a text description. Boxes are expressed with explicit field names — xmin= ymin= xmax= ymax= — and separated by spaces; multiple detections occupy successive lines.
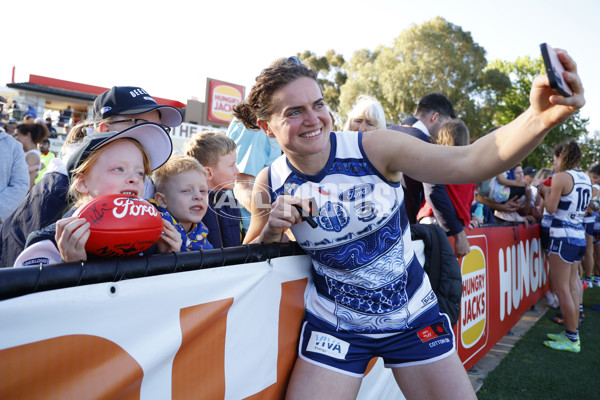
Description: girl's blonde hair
xmin=68 ymin=138 xmax=151 ymax=207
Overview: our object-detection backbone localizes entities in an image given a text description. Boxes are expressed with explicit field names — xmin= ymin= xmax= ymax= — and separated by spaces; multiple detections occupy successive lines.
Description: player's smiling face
xmin=261 ymin=77 xmax=331 ymax=157
xmin=75 ymin=140 xmax=146 ymax=201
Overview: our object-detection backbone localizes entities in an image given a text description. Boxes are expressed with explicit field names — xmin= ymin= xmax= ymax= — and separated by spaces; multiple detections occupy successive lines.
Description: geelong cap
xmin=93 ymin=86 xmax=182 ymax=127
xmin=67 ymin=122 xmax=172 ymax=180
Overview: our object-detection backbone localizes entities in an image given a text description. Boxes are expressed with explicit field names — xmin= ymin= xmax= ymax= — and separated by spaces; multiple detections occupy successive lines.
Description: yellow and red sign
xmin=206 ymin=79 xmax=244 ymax=124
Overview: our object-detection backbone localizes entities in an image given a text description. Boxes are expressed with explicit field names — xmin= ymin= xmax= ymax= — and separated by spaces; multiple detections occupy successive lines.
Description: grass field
xmin=477 ymin=287 xmax=600 ymax=399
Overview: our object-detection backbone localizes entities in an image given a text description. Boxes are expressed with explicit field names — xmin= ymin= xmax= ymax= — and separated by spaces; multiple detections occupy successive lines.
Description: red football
xmin=75 ymin=194 xmax=163 ymax=257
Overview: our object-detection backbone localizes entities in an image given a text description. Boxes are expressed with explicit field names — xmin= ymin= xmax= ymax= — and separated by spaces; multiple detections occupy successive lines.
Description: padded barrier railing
xmin=0 ymin=242 xmax=306 ymax=301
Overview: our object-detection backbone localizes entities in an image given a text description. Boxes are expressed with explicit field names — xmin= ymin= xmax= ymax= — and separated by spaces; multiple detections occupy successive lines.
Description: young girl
xmin=13 ymin=122 xmax=49 ymax=190
xmin=13 ymin=123 xmax=181 ymax=267
xmin=235 ymin=50 xmax=583 ymax=399
xmin=540 ymin=140 xmax=590 ymax=353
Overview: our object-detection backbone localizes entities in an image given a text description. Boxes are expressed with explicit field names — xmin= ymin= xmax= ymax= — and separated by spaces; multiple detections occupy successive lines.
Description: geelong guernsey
xmin=542 ymin=169 xmax=591 ymax=247
xmin=268 ymin=131 xmax=439 ymax=334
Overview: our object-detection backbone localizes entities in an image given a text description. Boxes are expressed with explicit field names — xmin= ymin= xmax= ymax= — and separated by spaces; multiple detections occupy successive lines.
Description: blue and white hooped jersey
xmin=542 ymin=169 xmax=591 ymax=246
xmin=268 ymin=131 xmax=439 ymax=334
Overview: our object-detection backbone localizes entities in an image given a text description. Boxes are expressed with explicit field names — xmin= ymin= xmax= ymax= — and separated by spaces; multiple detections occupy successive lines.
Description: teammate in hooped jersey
xmin=235 ymin=50 xmax=584 ymax=399
xmin=539 ymin=140 xmax=590 ymax=353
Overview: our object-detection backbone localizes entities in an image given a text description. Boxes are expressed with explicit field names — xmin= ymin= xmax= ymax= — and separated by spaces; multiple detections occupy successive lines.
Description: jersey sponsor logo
xmin=338 ymin=183 xmax=374 ymax=202
xmin=306 ymin=331 xmax=349 ymax=359
xmin=416 ymin=322 xmax=448 ymax=343
xmin=22 ymin=257 xmax=50 ymax=266
xmin=428 ymin=337 xmax=451 ymax=348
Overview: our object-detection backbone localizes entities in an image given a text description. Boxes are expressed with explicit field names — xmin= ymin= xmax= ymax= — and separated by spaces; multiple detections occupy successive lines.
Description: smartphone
xmin=540 ymin=43 xmax=572 ymax=97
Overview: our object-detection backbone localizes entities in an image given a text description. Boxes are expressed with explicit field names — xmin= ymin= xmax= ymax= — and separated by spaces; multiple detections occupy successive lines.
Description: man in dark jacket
xmin=389 ymin=93 xmax=471 ymax=258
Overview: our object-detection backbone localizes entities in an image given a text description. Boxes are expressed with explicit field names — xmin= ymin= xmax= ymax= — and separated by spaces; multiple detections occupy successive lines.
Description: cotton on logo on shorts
xmin=306 ymin=331 xmax=350 ymax=359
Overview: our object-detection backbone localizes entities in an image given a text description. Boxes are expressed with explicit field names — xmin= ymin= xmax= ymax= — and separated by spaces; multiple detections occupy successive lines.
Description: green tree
xmin=297 ymin=50 xmax=347 ymax=120
xmin=338 ymin=16 xmax=508 ymax=134
xmin=489 ymin=56 xmax=589 ymax=168
xmin=578 ymin=130 xmax=600 ymax=170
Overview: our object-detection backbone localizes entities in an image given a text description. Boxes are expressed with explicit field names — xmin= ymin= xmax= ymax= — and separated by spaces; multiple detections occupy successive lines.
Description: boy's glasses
xmin=110 ymin=118 xmax=171 ymax=134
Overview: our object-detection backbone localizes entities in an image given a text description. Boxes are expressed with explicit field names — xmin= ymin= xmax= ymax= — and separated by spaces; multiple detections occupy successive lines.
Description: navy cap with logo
xmin=67 ymin=122 xmax=173 ymax=181
xmin=93 ymin=86 xmax=182 ymax=127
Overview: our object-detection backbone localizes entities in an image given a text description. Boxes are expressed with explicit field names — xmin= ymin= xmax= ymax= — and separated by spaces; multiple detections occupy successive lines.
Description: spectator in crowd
xmin=34 ymin=137 xmax=57 ymax=184
xmin=523 ymin=166 xmax=537 ymax=185
xmin=531 ymin=167 xmax=553 ymax=217
xmin=13 ymin=124 xmax=181 ymax=267
xmin=512 ymin=164 xmax=536 ymax=224
xmin=470 ymin=196 xmax=495 ymax=226
xmin=183 ymin=131 xmax=244 ymax=248
xmin=522 ymin=166 xmax=544 ymax=221
xmin=416 ymin=120 xmax=475 ymax=255
xmin=13 ymin=122 xmax=49 ymax=190
xmin=45 ymin=117 xmax=57 ymax=137
xmin=390 ymin=93 xmax=470 ymax=258
xmin=4 ymin=118 xmax=18 ymax=136
xmin=22 ymin=113 xmax=35 ymax=123
xmin=59 ymin=105 xmax=72 ymax=125
xmin=1 ymin=86 xmax=182 ymax=268
xmin=234 ymin=52 xmax=583 ymax=398
xmin=540 ymin=140 xmax=589 ymax=353
xmin=226 ymin=117 xmax=281 ymax=231
xmin=343 ymin=95 xmax=386 ymax=132
xmin=151 ymin=155 xmax=212 ymax=252
xmin=0 ymin=101 xmax=29 ymax=235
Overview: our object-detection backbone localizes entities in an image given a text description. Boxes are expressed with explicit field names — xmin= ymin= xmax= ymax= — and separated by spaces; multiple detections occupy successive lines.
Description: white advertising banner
xmin=0 ymin=255 xmax=403 ymax=399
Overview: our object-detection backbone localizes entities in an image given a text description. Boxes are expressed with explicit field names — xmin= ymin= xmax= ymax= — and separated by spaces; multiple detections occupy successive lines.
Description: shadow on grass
xmin=477 ymin=288 xmax=600 ymax=400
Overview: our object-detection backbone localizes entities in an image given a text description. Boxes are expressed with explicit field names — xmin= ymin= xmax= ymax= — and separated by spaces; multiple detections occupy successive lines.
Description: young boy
xmin=183 ymin=131 xmax=244 ymax=247
xmin=151 ymin=154 xmax=213 ymax=251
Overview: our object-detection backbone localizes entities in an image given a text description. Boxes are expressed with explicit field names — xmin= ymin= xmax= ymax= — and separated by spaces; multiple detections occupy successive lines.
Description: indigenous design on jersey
xmin=268 ymin=131 xmax=438 ymax=334
xmin=542 ymin=170 xmax=592 ymax=247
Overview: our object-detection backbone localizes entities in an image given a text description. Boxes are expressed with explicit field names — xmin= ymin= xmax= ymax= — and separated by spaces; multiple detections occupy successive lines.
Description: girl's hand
xmin=55 ymin=216 xmax=90 ymax=262
xmin=156 ymin=220 xmax=182 ymax=253
xmin=530 ymin=49 xmax=585 ymax=129
xmin=260 ymin=195 xmax=311 ymax=243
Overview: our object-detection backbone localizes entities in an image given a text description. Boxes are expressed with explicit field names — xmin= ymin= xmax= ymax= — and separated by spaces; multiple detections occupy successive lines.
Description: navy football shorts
xmin=545 ymin=238 xmax=586 ymax=263
xmin=297 ymin=313 xmax=455 ymax=377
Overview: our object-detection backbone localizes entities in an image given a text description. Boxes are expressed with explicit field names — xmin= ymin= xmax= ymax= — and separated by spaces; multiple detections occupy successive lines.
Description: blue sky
xmin=3 ymin=0 xmax=598 ymax=133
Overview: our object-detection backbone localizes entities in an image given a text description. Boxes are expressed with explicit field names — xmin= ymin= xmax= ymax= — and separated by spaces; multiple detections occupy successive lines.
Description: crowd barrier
xmin=0 ymin=223 xmax=547 ymax=399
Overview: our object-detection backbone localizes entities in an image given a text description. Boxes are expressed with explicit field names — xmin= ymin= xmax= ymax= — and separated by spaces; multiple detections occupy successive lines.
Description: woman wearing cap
xmin=236 ymin=52 xmax=584 ymax=399
xmin=13 ymin=123 xmax=182 ymax=267
xmin=1 ymin=86 xmax=183 ymax=268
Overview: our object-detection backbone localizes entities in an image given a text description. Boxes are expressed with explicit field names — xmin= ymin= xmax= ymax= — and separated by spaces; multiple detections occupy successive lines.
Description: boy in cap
xmin=13 ymin=123 xmax=181 ymax=267
xmin=1 ymin=86 xmax=182 ymax=268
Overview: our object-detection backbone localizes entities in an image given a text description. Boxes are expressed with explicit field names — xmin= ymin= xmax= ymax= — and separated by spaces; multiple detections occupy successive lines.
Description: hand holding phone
xmin=540 ymin=43 xmax=573 ymax=97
